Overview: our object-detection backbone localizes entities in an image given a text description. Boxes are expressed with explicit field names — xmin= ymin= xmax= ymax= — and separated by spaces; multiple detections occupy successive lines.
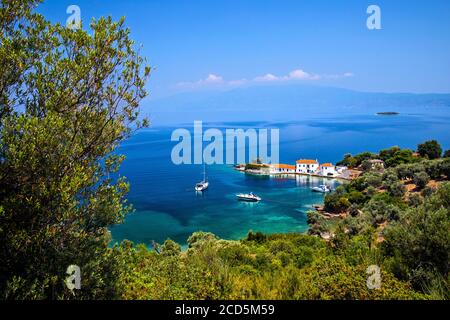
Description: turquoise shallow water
xmin=110 ymin=111 xmax=450 ymax=246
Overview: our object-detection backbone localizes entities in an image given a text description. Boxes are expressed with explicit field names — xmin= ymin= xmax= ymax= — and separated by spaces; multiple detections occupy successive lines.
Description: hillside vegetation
xmin=116 ymin=141 xmax=449 ymax=300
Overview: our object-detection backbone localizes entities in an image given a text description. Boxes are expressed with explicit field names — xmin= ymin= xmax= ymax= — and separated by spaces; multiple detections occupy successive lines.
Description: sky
xmin=38 ymin=0 xmax=450 ymax=98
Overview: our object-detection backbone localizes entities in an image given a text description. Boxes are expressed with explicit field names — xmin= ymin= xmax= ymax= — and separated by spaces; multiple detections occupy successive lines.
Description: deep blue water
xmin=110 ymin=110 xmax=450 ymax=246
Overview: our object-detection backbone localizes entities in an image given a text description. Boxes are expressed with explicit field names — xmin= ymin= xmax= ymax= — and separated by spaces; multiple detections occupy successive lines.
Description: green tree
xmin=160 ymin=239 xmax=182 ymax=257
xmin=379 ymin=146 xmax=401 ymax=162
xmin=424 ymin=160 xmax=443 ymax=180
xmin=354 ymin=152 xmax=377 ymax=164
xmin=385 ymin=149 xmax=418 ymax=167
xmin=361 ymin=159 xmax=373 ymax=172
xmin=408 ymin=193 xmax=423 ymax=207
xmin=417 ymin=140 xmax=442 ymax=160
xmin=0 ymin=0 xmax=150 ymax=299
xmin=382 ymin=185 xmax=450 ymax=292
xmin=441 ymin=159 xmax=450 ymax=178
xmin=364 ymin=172 xmax=383 ymax=188
xmin=336 ymin=153 xmax=356 ymax=168
xmin=363 ymin=198 xmax=401 ymax=226
xmin=324 ymin=192 xmax=350 ymax=213
xmin=396 ymin=163 xmax=425 ymax=180
xmin=413 ymin=172 xmax=430 ymax=190
xmin=187 ymin=231 xmax=218 ymax=249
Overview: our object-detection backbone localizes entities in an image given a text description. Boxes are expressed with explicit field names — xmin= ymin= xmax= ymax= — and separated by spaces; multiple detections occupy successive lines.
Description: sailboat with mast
xmin=195 ymin=163 xmax=209 ymax=191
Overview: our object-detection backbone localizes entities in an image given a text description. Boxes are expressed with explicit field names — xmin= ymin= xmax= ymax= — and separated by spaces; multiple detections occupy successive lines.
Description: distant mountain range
xmin=143 ymin=84 xmax=450 ymax=126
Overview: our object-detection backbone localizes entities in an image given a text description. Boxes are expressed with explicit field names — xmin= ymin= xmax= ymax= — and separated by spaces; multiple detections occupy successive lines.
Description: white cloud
xmin=176 ymin=74 xmax=224 ymax=89
xmin=288 ymin=69 xmax=315 ymax=80
xmin=254 ymin=73 xmax=280 ymax=82
xmin=176 ymin=68 xmax=353 ymax=90
xmin=204 ymin=74 xmax=223 ymax=83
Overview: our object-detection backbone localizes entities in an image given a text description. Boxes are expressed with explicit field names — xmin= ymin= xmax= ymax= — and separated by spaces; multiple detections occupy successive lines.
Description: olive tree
xmin=0 ymin=0 xmax=150 ymax=299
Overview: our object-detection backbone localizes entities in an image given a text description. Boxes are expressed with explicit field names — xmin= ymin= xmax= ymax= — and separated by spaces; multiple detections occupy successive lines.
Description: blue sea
xmin=110 ymin=110 xmax=450 ymax=246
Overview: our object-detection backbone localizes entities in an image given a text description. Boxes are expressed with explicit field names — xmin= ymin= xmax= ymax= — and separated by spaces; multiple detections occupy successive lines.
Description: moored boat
xmin=236 ymin=192 xmax=262 ymax=202
xmin=311 ymin=185 xmax=331 ymax=193
xmin=195 ymin=164 xmax=209 ymax=191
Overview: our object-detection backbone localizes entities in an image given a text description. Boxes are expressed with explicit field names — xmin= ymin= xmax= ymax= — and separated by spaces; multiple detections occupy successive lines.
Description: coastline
xmin=236 ymin=167 xmax=352 ymax=182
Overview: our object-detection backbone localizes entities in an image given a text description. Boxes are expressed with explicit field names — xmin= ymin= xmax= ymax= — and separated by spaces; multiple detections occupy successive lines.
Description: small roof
xmin=296 ymin=159 xmax=318 ymax=164
xmin=272 ymin=164 xmax=296 ymax=169
xmin=320 ymin=163 xmax=334 ymax=167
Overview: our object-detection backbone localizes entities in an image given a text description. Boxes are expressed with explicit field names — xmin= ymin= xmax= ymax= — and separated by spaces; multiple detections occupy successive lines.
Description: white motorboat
xmin=311 ymin=185 xmax=331 ymax=193
xmin=236 ymin=192 xmax=262 ymax=202
xmin=195 ymin=164 xmax=209 ymax=191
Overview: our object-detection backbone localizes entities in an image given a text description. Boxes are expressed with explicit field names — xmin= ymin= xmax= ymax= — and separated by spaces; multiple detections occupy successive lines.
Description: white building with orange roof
xmin=319 ymin=163 xmax=338 ymax=177
xmin=270 ymin=164 xmax=296 ymax=174
xmin=296 ymin=159 xmax=319 ymax=174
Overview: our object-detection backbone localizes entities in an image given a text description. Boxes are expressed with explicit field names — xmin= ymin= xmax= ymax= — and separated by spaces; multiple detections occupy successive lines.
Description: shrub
xmin=383 ymin=169 xmax=400 ymax=186
xmin=246 ymin=231 xmax=267 ymax=243
xmin=364 ymin=172 xmax=383 ymax=188
xmin=308 ymin=223 xmax=327 ymax=236
xmin=408 ymin=194 xmax=423 ymax=207
xmin=344 ymin=216 xmax=366 ymax=235
xmin=254 ymin=253 xmax=272 ymax=270
xmin=324 ymin=193 xmax=351 ymax=213
xmin=347 ymin=191 xmax=367 ymax=204
xmin=218 ymin=243 xmax=250 ymax=266
xmin=421 ymin=186 xmax=435 ymax=198
xmin=293 ymin=246 xmax=315 ymax=268
xmin=381 ymin=170 xmax=407 ymax=197
xmin=413 ymin=172 xmax=430 ymax=190
xmin=160 ymin=239 xmax=181 ymax=257
xmin=187 ymin=231 xmax=218 ymax=248
xmin=307 ymin=211 xmax=320 ymax=225
xmin=363 ymin=198 xmax=401 ymax=225
xmin=269 ymin=240 xmax=295 ymax=255
xmin=366 ymin=186 xmax=377 ymax=197
xmin=424 ymin=160 xmax=443 ymax=180
xmin=361 ymin=160 xmax=373 ymax=172
xmin=435 ymin=182 xmax=450 ymax=208
xmin=441 ymin=159 xmax=450 ymax=178
xmin=349 ymin=204 xmax=360 ymax=217
xmin=396 ymin=163 xmax=425 ymax=180
xmin=382 ymin=200 xmax=450 ymax=287
xmin=347 ymin=177 xmax=367 ymax=192
xmin=389 ymin=182 xmax=406 ymax=198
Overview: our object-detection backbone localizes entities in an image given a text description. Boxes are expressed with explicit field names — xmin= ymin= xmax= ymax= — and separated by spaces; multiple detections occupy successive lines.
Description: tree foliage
xmin=0 ymin=0 xmax=150 ymax=299
xmin=417 ymin=140 xmax=442 ymax=160
xmin=117 ymin=233 xmax=426 ymax=300
xmin=382 ymin=183 xmax=450 ymax=295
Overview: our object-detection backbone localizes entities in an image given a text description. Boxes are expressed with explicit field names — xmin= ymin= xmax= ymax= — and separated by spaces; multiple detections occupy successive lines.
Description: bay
xmin=110 ymin=110 xmax=450 ymax=246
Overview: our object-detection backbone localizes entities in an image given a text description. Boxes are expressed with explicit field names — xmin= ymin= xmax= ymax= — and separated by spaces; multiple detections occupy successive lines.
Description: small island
xmin=376 ymin=112 xmax=400 ymax=116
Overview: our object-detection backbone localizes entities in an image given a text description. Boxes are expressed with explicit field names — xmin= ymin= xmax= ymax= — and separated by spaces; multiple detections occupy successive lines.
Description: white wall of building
xmin=320 ymin=165 xmax=338 ymax=176
xmin=296 ymin=163 xmax=319 ymax=174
